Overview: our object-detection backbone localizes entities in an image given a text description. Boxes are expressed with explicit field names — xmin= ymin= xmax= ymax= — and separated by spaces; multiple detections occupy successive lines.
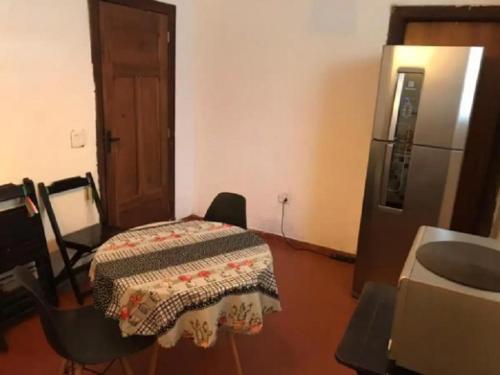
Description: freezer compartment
xmin=372 ymin=45 xmax=483 ymax=149
xmin=353 ymin=141 xmax=464 ymax=294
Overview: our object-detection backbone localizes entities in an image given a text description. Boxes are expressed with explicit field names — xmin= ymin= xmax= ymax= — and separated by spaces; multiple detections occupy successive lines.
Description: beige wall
xmin=0 ymin=0 xmax=197 ymax=251
xmin=1 ymin=0 xmax=99 ymax=247
xmin=2 ymin=0 xmax=498 ymax=257
xmin=193 ymin=0 xmax=500 ymax=254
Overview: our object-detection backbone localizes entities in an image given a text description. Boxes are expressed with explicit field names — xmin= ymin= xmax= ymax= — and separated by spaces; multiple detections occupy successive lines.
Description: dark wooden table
xmin=335 ymin=282 xmax=418 ymax=375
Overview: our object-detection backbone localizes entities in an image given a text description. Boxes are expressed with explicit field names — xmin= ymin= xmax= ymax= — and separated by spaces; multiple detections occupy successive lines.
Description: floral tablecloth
xmin=89 ymin=220 xmax=281 ymax=348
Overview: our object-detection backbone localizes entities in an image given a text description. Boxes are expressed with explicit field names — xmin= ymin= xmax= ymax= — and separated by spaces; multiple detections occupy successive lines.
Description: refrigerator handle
xmin=380 ymin=143 xmax=394 ymax=207
xmin=388 ymin=73 xmax=405 ymax=141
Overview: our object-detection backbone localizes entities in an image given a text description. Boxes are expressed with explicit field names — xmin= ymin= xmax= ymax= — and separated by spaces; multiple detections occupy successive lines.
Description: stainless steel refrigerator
xmin=353 ymin=45 xmax=484 ymax=296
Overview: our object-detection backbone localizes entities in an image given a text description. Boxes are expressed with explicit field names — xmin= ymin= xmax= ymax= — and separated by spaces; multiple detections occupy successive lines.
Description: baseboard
xmin=182 ymin=214 xmax=203 ymax=221
xmin=253 ymin=230 xmax=356 ymax=263
xmin=183 ymin=214 xmax=356 ymax=263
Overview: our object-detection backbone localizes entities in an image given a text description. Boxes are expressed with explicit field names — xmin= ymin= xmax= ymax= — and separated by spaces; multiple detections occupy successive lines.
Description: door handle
xmin=105 ymin=130 xmax=120 ymax=153
xmin=388 ymin=72 xmax=405 ymax=141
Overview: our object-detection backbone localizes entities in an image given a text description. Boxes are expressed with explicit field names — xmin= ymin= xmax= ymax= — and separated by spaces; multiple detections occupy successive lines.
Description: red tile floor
xmin=0 ymin=234 xmax=357 ymax=374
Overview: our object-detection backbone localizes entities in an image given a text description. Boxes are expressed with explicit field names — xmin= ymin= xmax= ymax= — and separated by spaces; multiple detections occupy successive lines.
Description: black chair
xmin=14 ymin=265 xmax=155 ymax=375
xmin=204 ymin=192 xmax=247 ymax=229
xmin=0 ymin=178 xmax=58 ymax=351
xmin=38 ymin=173 xmax=121 ymax=305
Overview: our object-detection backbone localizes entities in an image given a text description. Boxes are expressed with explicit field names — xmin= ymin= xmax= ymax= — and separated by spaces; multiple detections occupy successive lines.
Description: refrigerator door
xmin=353 ymin=141 xmax=464 ymax=295
xmin=372 ymin=45 xmax=483 ymax=150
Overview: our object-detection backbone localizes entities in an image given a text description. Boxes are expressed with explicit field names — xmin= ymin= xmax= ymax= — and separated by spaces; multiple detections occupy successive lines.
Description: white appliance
xmin=389 ymin=226 xmax=500 ymax=375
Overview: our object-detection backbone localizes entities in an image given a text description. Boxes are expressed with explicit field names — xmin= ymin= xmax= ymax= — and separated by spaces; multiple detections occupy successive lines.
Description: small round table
xmin=90 ymin=220 xmax=281 ymax=353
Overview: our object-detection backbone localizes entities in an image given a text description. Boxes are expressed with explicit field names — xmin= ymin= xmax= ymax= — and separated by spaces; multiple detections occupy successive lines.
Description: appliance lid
xmin=416 ymin=241 xmax=500 ymax=292
xmin=399 ymin=226 xmax=500 ymax=301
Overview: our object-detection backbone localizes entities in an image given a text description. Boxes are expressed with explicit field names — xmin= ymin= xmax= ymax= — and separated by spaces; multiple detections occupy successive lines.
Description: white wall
xmin=0 ymin=0 xmax=197 ymax=251
xmin=193 ymin=0 xmax=500 ymax=254
xmin=2 ymin=0 xmax=497 ymax=257
xmin=0 ymin=0 xmax=99 ymax=248
xmin=166 ymin=0 xmax=198 ymax=220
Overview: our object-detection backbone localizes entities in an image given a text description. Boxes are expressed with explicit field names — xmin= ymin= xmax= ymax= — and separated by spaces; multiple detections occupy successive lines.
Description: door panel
xmin=353 ymin=141 xmax=461 ymax=294
xmin=111 ymin=77 xmax=139 ymax=203
xmin=405 ymin=146 xmax=462 ymax=224
xmin=99 ymin=1 xmax=173 ymax=228
xmin=372 ymin=46 xmax=482 ymax=149
xmin=139 ymin=77 xmax=164 ymax=191
xmin=105 ymin=3 xmax=160 ymax=68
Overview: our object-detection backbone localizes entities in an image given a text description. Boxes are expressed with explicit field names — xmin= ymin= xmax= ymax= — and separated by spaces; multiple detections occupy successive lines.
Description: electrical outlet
xmin=70 ymin=129 xmax=86 ymax=148
xmin=278 ymin=193 xmax=289 ymax=204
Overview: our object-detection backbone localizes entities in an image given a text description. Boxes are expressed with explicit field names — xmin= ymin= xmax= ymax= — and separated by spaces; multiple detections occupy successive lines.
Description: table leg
xmin=58 ymin=359 xmax=68 ymax=375
xmin=73 ymin=363 xmax=83 ymax=375
xmin=148 ymin=343 xmax=160 ymax=375
xmin=0 ymin=330 xmax=7 ymax=352
xmin=229 ymin=332 xmax=243 ymax=375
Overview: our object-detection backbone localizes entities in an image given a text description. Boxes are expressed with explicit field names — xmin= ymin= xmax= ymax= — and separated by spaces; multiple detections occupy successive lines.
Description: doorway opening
xmin=388 ymin=6 xmax=500 ymax=238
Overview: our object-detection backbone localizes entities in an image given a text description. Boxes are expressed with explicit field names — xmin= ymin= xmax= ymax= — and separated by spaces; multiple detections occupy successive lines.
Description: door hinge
xmin=167 ymin=31 xmax=171 ymax=44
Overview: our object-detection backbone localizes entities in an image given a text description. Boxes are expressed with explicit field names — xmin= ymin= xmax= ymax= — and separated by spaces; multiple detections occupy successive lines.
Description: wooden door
xmin=404 ymin=22 xmax=500 ymax=236
xmin=98 ymin=1 xmax=174 ymax=228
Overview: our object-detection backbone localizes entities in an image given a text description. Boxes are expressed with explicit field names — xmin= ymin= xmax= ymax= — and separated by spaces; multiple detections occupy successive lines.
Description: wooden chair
xmin=38 ymin=173 xmax=121 ymax=305
xmin=0 ymin=178 xmax=58 ymax=351
xmin=14 ymin=265 xmax=155 ymax=375
xmin=204 ymin=192 xmax=247 ymax=229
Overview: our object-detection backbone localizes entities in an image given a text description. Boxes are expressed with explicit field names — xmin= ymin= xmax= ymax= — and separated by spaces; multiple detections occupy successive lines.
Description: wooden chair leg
xmin=58 ymin=248 xmax=85 ymax=305
xmin=74 ymin=363 xmax=83 ymax=375
xmin=0 ymin=333 xmax=7 ymax=352
xmin=229 ymin=333 xmax=243 ymax=375
xmin=148 ymin=343 xmax=159 ymax=375
xmin=71 ymin=276 xmax=85 ymax=305
xmin=119 ymin=357 xmax=134 ymax=375
xmin=58 ymin=359 xmax=68 ymax=375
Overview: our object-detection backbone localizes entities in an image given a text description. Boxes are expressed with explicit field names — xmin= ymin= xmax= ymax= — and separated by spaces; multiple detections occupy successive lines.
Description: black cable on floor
xmin=280 ymin=201 xmax=356 ymax=263
xmin=279 ymin=201 xmax=332 ymax=258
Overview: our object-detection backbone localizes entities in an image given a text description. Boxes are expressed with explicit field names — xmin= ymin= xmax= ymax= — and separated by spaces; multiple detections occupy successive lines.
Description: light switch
xmin=71 ymin=129 xmax=86 ymax=148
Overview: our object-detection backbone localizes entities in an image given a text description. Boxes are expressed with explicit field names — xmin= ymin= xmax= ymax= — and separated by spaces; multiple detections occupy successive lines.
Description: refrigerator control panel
xmin=382 ymin=70 xmax=424 ymax=209
xmin=391 ymin=71 xmax=424 ymax=144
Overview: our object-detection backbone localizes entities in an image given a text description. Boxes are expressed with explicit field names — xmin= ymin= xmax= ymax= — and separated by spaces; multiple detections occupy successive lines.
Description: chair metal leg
xmin=148 ymin=343 xmax=159 ymax=375
xmin=119 ymin=357 xmax=134 ymax=375
xmin=229 ymin=333 xmax=243 ymax=375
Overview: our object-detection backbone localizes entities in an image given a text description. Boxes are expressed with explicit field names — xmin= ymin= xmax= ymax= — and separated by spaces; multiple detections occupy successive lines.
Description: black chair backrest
xmin=39 ymin=172 xmax=104 ymax=223
xmin=0 ymin=179 xmax=57 ymax=303
xmin=13 ymin=265 xmax=69 ymax=359
xmin=38 ymin=173 xmax=104 ymax=244
xmin=0 ymin=179 xmax=45 ymax=275
xmin=0 ymin=179 xmax=33 ymax=202
xmin=204 ymin=192 xmax=247 ymax=229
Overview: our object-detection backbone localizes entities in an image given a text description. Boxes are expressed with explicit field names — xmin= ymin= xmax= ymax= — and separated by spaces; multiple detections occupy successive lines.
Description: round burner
xmin=416 ymin=241 xmax=500 ymax=292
